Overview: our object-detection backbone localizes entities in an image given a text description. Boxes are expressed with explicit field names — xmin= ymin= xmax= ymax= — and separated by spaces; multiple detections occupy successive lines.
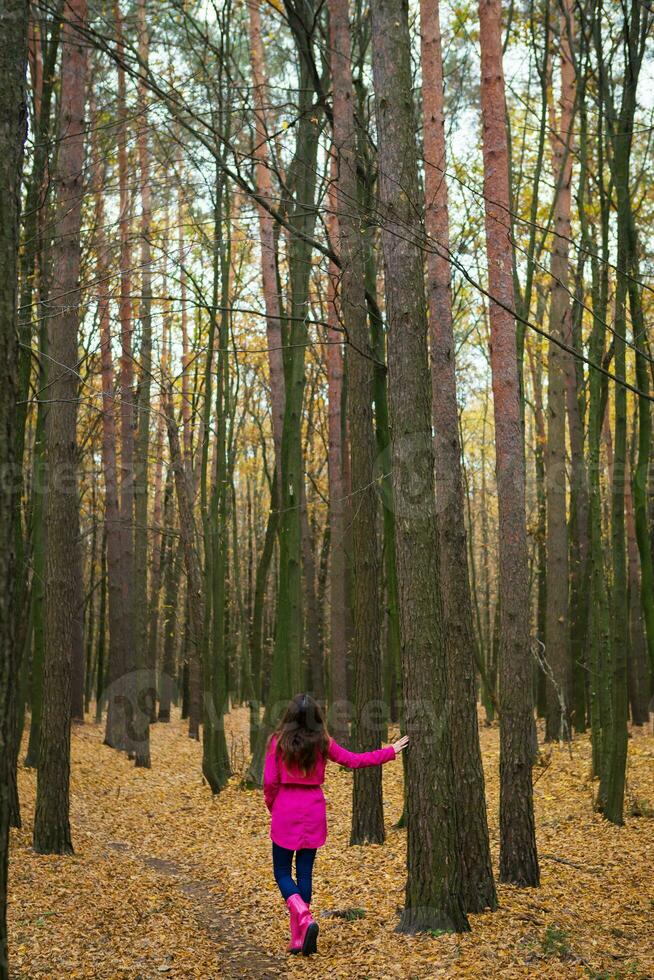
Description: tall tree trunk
xmin=329 ymin=0 xmax=385 ymax=845
xmin=479 ymin=393 xmax=496 ymax=721
xmin=148 ymin=230 xmax=171 ymax=718
xmin=246 ymin=3 xmax=321 ymax=785
xmin=632 ymin=308 xmax=654 ymax=685
xmin=420 ymin=0 xmax=497 ymax=913
xmin=177 ymin=229 xmax=201 ymax=742
xmin=92 ymin=99 xmax=127 ymax=754
xmin=247 ymin=479 xmax=278 ymax=754
xmin=165 ymin=392 xmax=205 ymax=747
xmin=18 ymin=10 xmax=61 ymax=776
xmin=232 ymin=486 xmax=249 ymax=704
xmin=577 ymin=54 xmax=611 ymax=782
xmin=316 ymin=519 xmax=330 ymax=674
xmin=566 ymin=103 xmax=590 ymax=734
xmin=544 ymin=4 xmax=575 ymax=742
xmin=246 ymin=0 xmax=289 ymax=752
xmin=362 ymin=206 xmax=401 ymax=728
xmin=567 ymin=320 xmax=590 ymax=733
xmin=131 ymin=0 xmax=153 ymax=767
xmin=158 ymin=528 xmax=182 ymax=724
xmin=112 ymin=0 xmax=136 ymax=753
xmin=177 ymin=159 xmax=193 ymax=484
xmin=300 ymin=496 xmax=324 ymax=699
xmin=24 ymin=417 xmax=45 ymax=768
xmin=300 ymin=368 xmax=322 ymax=696
xmin=247 ymin=0 xmax=285 ymax=474
xmin=596 ymin=0 xmax=651 ymax=824
xmin=625 ymin=454 xmax=650 ymax=724
xmin=624 ymin=92 xmax=654 ymax=687
xmin=478 ymin=0 xmax=539 ymax=886
xmin=70 ymin=517 xmax=85 ymax=722
xmin=527 ymin=332 xmax=548 ymax=718
xmin=324 ymin=173 xmax=349 ymax=744
xmin=146 ymin=450 xmax=166 ymax=723
xmin=201 ymin=159 xmax=231 ymax=790
xmin=0 ymin=0 xmax=28 ymax=969
xmin=84 ymin=492 xmax=98 ymax=714
xmin=276 ymin=0 xmax=320 ymax=694
xmin=95 ymin=528 xmax=107 ymax=721
xmin=33 ymin=0 xmax=88 ymax=854
xmin=370 ymin=0 xmax=469 ymax=933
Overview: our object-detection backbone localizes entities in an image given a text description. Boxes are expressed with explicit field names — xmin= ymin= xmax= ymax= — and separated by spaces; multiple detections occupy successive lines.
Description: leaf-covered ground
xmin=9 ymin=710 xmax=654 ymax=979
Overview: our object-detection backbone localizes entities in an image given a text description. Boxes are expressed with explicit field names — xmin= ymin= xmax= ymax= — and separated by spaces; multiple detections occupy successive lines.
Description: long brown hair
xmin=273 ymin=694 xmax=330 ymax=774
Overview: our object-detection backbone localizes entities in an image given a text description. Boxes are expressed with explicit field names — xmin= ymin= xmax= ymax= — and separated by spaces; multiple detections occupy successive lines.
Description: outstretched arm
xmin=327 ymin=734 xmax=408 ymax=769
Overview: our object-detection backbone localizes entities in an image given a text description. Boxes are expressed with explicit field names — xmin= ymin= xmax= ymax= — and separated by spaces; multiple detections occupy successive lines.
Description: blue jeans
xmin=272 ymin=843 xmax=317 ymax=904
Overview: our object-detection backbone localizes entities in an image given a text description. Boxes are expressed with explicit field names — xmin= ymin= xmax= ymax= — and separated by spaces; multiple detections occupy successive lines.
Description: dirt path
xmin=108 ymin=842 xmax=284 ymax=979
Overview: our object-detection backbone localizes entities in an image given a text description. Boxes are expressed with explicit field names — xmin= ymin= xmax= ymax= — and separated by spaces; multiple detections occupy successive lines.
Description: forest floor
xmin=9 ymin=708 xmax=654 ymax=980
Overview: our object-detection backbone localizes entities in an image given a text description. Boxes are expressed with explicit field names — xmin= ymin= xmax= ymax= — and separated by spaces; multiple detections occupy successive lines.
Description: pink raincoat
xmin=263 ymin=736 xmax=396 ymax=850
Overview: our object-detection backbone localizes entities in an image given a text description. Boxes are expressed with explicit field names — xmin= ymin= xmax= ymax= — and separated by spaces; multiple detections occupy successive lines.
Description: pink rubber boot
xmin=286 ymin=898 xmax=302 ymax=954
xmin=286 ymin=894 xmax=319 ymax=956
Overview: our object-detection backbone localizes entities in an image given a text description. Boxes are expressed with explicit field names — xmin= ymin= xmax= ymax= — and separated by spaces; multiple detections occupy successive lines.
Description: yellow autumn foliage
xmin=10 ymin=710 xmax=654 ymax=978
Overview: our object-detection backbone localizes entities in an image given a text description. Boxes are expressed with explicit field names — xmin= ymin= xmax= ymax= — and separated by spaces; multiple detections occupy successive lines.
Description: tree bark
xmin=18 ymin=10 xmax=61 ymax=776
xmin=420 ymin=0 xmax=496 ymax=912
xmin=300 ymin=495 xmax=324 ymax=699
xmin=544 ymin=5 xmax=575 ymax=742
xmin=246 ymin=0 xmax=288 ymax=745
xmin=324 ymin=169 xmax=349 ymax=744
xmin=625 ymin=454 xmax=650 ymax=724
xmin=478 ymin=0 xmax=539 ymax=886
xmin=577 ymin=57 xmax=611 ymax=782
xmin=177 ymin=156 xmax=193 ymax=482
xmin=110 ymin=0 xmax=136 ymax=753
xmin=149 ymin=229 xmax=171 ymax=718
xmin=329 ymin=0 xmax=385 ymax=845
xmin=84 ymin=492 xmax=98 ymax=714
xmin=370 ymin=0 xmax=469 ymax=933
xmin=33 ymin=0 xmax=88 ymax=855
xmin=92 ymin=98 xmax=127 ymax=753
xmin=479 ymin=394 xmax=497 ymax=721
xmin=248 ymin=480 xmax=278 ymax=753
xmin=129 ymin=0 xmax=154 ymax=766
xmin=201 ymin=161 xmax=231 ymax=789
xmin=158 ymin=526 xmax=182 ymax=724
xmin=596 ymin=0 xmax=651 ymax=825
xmin=527 ymin=333 xmax=548 ymax=718
xmin=95 ymin=528 xmax=107 ymax=722
xmin=0 ymin=0 xmax=28 ymax=969
xmin=247 ymin=0 xmax=285 ymax=473
xmin=566 ymin=122 xmax=590 ymax=734
xmin=165 ymin=391 xmax=205 ymax=747
xmin=146 ymin=450 xmax=166 ymax=723
xmin=24 ymin=419 xmax=45 ymax=768
xmin=70 ymin=515 xmax=85 ymax=722
xmin=246 ymin=2 xmax=321 ymax=785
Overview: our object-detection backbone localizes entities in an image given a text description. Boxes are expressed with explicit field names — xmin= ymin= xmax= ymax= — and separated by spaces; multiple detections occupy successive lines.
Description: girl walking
xmin=263 ymin=693 xmax=408 ymax=956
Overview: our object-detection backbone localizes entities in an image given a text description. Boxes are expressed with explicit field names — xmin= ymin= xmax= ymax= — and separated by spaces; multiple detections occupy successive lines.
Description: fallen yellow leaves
xmin=9 ymin=711 xmax=654 ymax=979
